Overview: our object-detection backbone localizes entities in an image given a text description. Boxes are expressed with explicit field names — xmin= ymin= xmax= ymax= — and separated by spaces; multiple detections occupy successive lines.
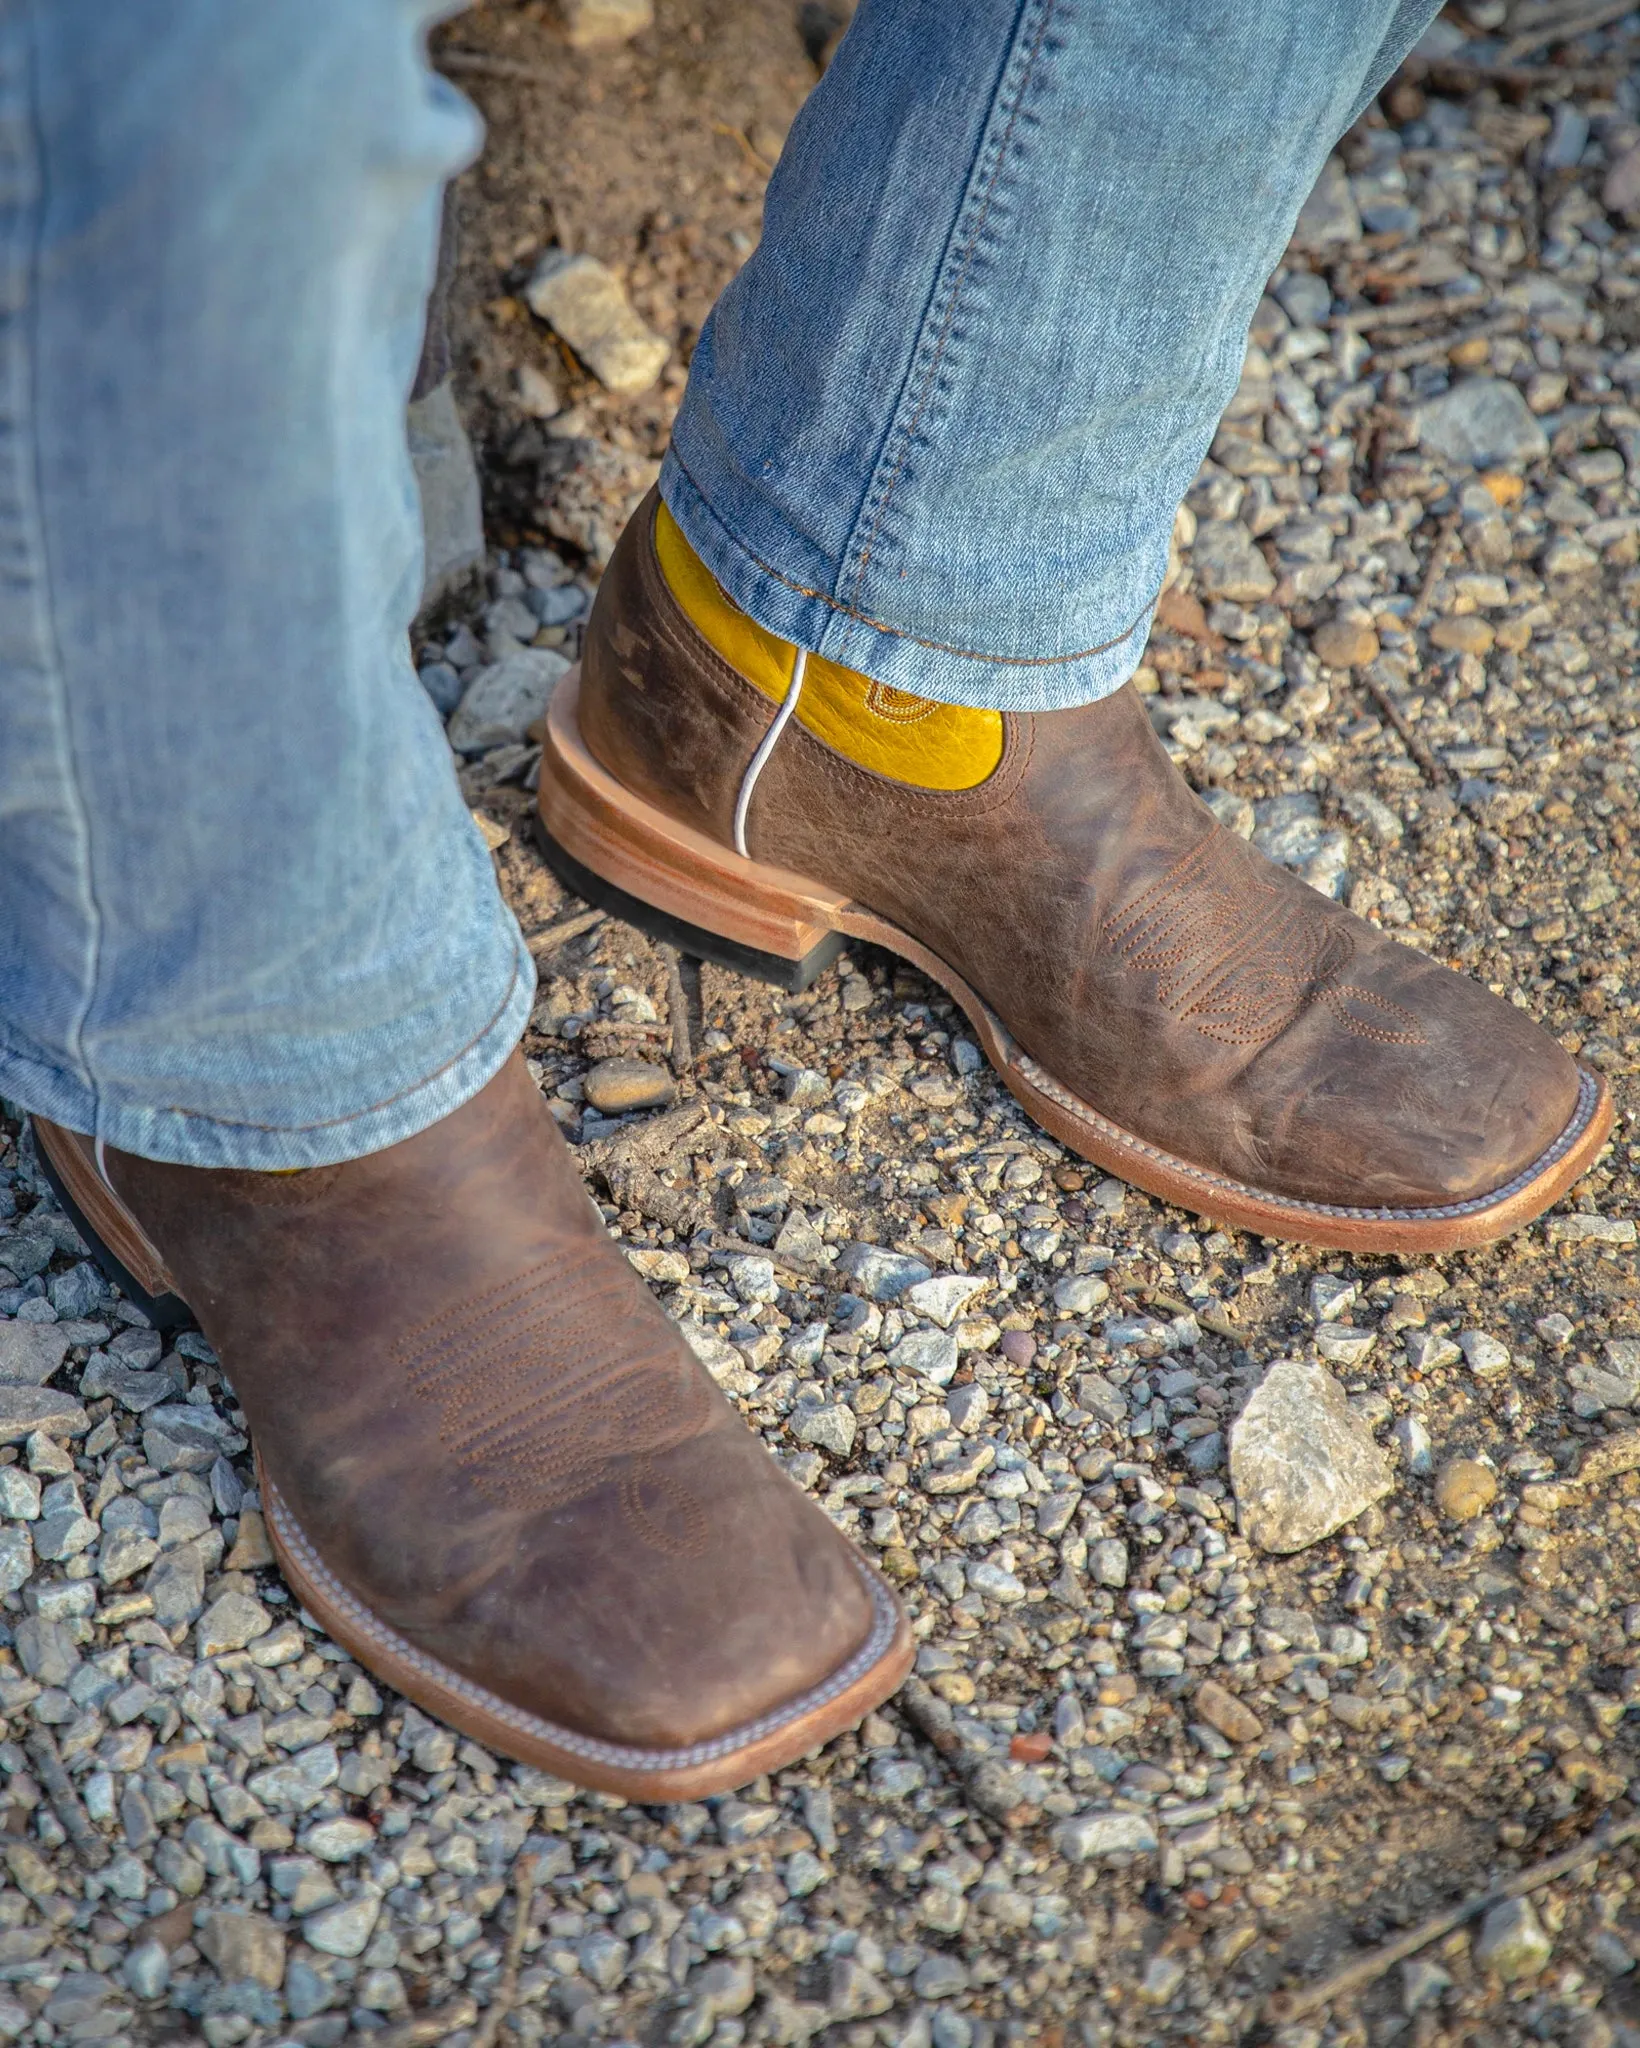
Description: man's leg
xmin=0 ymin=0 xmax=524 ymax=1167
xmin=663 ymin=0 xmax=1444 ymax=708
xmin=543 ymin=0 xmax=1612 ymax=1250
xmin=0 ymin=1 xmax=911 ymax=1794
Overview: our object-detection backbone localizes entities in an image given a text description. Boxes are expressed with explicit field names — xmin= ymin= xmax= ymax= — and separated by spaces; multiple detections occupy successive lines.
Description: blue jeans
xmin=0 ymin=0 xmax=1436 ymax=1170
xmin=665 ymin=0 xmax=1440 ymax=708
xmin=0 ymin=1 xmax=531 ymax=1170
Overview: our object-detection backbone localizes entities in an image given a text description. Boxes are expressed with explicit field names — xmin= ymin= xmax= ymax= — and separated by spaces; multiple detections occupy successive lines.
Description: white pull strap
xmin=732 ymin=647 xmax=808 ymax=860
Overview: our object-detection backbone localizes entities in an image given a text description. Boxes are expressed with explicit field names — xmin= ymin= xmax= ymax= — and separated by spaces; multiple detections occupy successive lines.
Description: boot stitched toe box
xmin=338 ymin=1409 xmax=888 ymax=1755
xmin=1072 ymin=864 xmax=1588 ymax=1212
xmin=1205 ymin=923 xmax=1587 ymax=1213
xmin=1035 ymin=804 xmax=1597 ymax=1223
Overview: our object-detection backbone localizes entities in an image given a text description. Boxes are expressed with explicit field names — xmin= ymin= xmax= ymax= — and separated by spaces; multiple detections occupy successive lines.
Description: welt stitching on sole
xmin=265 ymin=1477 xmax=900 ymax=1774
xmin=1013 ymin=1056 xmax=1601 ymax=1223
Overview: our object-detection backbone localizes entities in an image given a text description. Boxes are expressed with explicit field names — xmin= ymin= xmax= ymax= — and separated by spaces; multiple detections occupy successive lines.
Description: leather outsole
xmin=538 ymin=666 xmax=1614 ymax=1255
xmin=30 ymin=1113 xmax=915 ymax=1799
xmin=32 ymin=1118 xmax=192 ymax=1330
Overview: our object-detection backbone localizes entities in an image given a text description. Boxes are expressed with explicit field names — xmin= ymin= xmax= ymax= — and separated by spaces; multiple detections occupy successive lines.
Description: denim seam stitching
xmin=666 ymin=450 xmax=1153 ymax=669
xmin=13 ymin=14 xmax=105 ymax=1132
xmin=837 ymin=0 xmax=1058 ymax=615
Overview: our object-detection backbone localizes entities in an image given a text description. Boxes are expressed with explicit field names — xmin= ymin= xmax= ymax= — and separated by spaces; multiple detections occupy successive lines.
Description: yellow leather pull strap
xmin=654 ymin=502 xmax=1003 ymax=791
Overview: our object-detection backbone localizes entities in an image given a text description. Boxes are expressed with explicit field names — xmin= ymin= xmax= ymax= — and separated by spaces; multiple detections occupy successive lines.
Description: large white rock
xmin=561 ymin=0 xmax=653 ymax=47
xmin=0 ymin=1322 xmax=69 ymax=1386
xmin=407 ymin=378 xmax=484 ymax=612
xmin=525 ymin=253 xmax=669 ymax=395
xmin=1290 ymin=155 xmax=1362 ymax=252
xmin=1229 ymin=1358 xmax=1394 ymax=1554
xmin=1053 ymin=1809 xmax=1158 ymax=1863
xmin=1473 ymin=1896 xmax=1553 ymax=1981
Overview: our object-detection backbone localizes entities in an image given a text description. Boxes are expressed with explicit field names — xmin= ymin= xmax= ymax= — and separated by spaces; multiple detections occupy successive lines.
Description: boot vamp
xmin=1069 ymin=820 xmax=1581 ymax=1207
xmin=110 ymin=1058 xmax=877 ymax=1751
xmin=282 ymin=1375 xmax=874 ymax=1752
xmin=751 ymin=687 xmax=1580 ymax=1211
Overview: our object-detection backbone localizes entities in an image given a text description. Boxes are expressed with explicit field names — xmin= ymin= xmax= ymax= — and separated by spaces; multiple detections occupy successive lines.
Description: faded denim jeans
xmin=665 ymin=0 xmax=1441 ymax=707
xmin=0 ymin=0 xmax=1437 ymax=1171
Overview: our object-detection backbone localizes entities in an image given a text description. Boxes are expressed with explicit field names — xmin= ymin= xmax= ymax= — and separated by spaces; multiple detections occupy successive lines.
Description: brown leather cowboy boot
xmin=537 ymin=488 xmax=1610 ymax=1256
xmin=31 ymin=1055 xmax=911 ymax=1799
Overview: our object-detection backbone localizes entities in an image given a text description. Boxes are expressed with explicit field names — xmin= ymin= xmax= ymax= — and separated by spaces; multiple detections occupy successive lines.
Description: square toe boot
xmin=31 ymin=1054 xmax=912 ymax=1799
xmin=536 ymin=489 xmax=1612 ymax=1255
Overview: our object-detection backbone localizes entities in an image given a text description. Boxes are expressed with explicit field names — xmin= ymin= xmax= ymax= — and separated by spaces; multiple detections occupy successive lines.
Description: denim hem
xmin=658 ymin=450 xmax=1156 ymax=715
xmin=0 ymin=932 xmax=535 ymax=1171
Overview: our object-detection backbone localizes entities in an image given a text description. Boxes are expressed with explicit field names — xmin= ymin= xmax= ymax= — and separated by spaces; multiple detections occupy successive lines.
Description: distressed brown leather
xmin=581 ymin=492 xmax=1581 ymax=1209
xmin=103 ymin=1054 xmax=878 ymax=1748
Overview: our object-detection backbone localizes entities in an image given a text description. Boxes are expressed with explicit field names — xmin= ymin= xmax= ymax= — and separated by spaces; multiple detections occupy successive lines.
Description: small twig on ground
xmin=1360 ymin=671 xmax=1449 ymax=787
xmin=26 ymin=1730 xmax=108 ymax=1871
xmin=437 ymin=47 xmax=555 ymax=83
xmin=1370 ymin=313 xmax=1523 ymax=373
xmin=1269 ymin=1809 xmax=1640 ymax=2022
xmin=662 ymin=943 xmax=693 ymax=1075
xmin=708 ymin=1229 xmax=828 ymax=1284
xmin=1407 ymin=512 xmax=1461 ymax=631
xmin=1357 ymin=510 xmax=1460 ymax=788
xmin=526 ymin=908 xmax=605 ymax=958
xmin=1522 ymin=1590 xmax=1603 ymax=1648
xmin=1502 ymin=0 xmax=1638 ymax=62
xmin=1145 ymin=1287 xmax=1240 ymax=1343
xmin=470 ymin=1852 xmax=542 ymax=2048
xmin=1401 ymin=52 xmax=1630 ymax=89
xmin=1332 ymin=295 xmax=1463 ymax=333
xmin=712 ymin=121 xmax=773 ymax=175
xmin=370 ymin=1997 xmax=481 ymax=2048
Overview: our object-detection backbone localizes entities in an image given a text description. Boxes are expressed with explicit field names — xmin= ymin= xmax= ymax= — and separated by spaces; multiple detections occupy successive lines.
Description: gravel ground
xmin=5 ymin=6 xmax=1640 ymax=2047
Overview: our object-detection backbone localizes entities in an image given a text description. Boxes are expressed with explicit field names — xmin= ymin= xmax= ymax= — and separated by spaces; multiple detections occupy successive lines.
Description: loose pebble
xmin=583 ymin=1056 xmax=676 ymax=1113
xmin=1473 ymin=1896 xmax=1554 ymax=1982
xmin=1432 ymin=1456 xmax=1497 ymax=1521
xmin=1229 ymin=1358 xmax=1394 ymax=1552
xmin=524 ymin=252 xmax=670 ymax=394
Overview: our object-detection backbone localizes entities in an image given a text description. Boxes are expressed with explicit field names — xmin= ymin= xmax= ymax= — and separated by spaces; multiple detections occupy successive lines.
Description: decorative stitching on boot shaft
xmin=1104 ymin=832 xmax=1426 ymax=1049
xmin=397 ymin=1254 xmax=715 ymax=1555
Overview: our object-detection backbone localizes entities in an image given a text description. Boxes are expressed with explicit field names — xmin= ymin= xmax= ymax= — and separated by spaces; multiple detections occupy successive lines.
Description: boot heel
xmin=30 ymin=1118 xmax=192 ymax=1331
xmin=537 ymin=669 xmax=850 ymax=994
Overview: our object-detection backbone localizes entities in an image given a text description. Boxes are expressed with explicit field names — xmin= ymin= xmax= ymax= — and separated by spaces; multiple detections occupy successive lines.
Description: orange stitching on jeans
xmin=158 ymin=948 xmax=524 ymax=1136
